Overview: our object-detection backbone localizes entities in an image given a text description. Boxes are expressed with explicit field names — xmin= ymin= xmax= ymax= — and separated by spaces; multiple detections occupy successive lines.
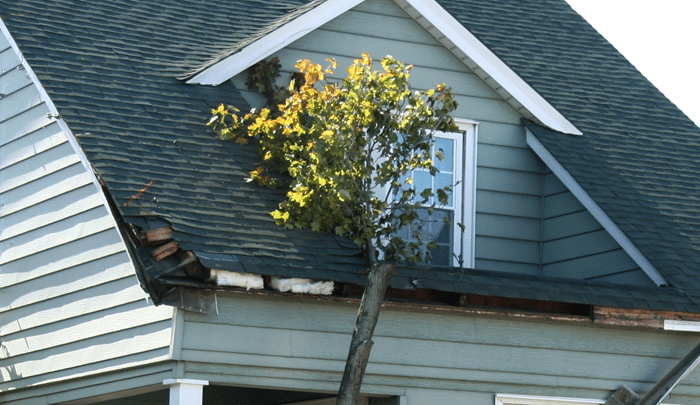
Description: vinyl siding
xmin=233 ymin=0 xmax=544 ymax=274
xmin=0 ymin=30 xmax=173 ymax=398
xmin=177 ymin=293 xmax=700 ymax=404
xmin=540 ymin=172 xmax=654 ymax=286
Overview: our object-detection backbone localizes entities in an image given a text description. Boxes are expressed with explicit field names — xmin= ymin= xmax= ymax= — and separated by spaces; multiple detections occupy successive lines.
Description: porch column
xmin=163 ymin=378 xmax=209 ymax=405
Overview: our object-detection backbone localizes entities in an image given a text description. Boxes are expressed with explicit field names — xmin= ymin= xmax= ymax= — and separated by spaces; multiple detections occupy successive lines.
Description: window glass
xmin=381 ymin=120 xmax=476 ymax=268
xmin=397 ymin=133 xmax=459 ymax=265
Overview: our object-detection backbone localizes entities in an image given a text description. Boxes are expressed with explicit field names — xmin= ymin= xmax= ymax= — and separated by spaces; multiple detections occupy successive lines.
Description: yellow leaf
xmin=295 ymin=59 xmax=310 ymax=71
xmin=361 ymin=53 xmax=371 ymax=66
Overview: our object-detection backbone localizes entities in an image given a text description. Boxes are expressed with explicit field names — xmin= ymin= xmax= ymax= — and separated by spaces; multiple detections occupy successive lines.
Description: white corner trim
xmin=186 ymin=0 xmax=364 ymax=85
xmin=402 ymin=0 xmax=581 ymax=136
xmin=526 ymin=129 xmax=668 ymax=286
xmin=0 ymin=19 xmax=141 ymax=276
xmin=664 ymin=320 xmax=700 ymax=333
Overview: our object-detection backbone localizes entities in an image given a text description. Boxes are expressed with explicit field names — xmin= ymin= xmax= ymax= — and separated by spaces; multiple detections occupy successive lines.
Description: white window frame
xmin=388 ymin=118 xmax=476 ymax=267
xmin=433 ymin=118 xmax=477 ymax=268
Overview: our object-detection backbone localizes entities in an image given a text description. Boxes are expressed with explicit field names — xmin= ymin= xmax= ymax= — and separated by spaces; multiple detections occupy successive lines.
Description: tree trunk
xmin=336 ymin=262 xmax=396 ymax=405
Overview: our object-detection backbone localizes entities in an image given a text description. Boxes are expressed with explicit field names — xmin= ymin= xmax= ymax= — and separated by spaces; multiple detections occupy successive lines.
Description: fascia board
xmin=402 ymin=0 xmax=581 ymax=136
xmin=664 ymin=320 xmax=700 ymax=332
xmin=186 ymin=0 xmax=364 ymax=86
xmin=526 ymin=128 xmax=668 ymax=287
xmin=0 ymin=19 xmax=143 ymax=282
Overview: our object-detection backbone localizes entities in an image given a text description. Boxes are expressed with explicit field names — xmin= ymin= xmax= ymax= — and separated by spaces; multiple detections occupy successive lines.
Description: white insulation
xmin=212 ymin=270 xmax=264 ymax=290
xmin=270 ymin=277 xmax=334 ymax=295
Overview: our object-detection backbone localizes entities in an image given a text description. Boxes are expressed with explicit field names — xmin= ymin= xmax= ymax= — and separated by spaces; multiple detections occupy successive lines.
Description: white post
xmin=163 ymin=378 xmax=209 ymax=405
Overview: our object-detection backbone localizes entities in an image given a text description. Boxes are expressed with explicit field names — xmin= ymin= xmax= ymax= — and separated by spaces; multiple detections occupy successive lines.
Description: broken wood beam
xmin=151 ymin=241 xmax=179 ymax=261
xmin=141 ymin=226 xmax=174 ymax=245
xmin=604 ymin=386 xmax=639 ymax=405
xmin=637 ymin=340 xmax=700 ymax=405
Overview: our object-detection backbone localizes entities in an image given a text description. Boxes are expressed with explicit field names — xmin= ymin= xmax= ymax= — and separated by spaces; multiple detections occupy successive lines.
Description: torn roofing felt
xmin=4 ymin=0 xmax=700 ymax=312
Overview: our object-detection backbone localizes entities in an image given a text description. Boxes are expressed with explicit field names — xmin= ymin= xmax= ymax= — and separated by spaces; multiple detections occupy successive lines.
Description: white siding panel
xmin=0 ymin=30 xmax=172 ymax=396
xmin=0 ymin=184 xmax=103 ymax=242
xmin=0 ymin=103 xmax=53 ymax=146
xmin=0 ymin=164 xmax=92 ymax=216
xmin=0 ymin=277 xmax=146 ymax=335
xmin=2 ymin=303 xmax=172 ymax=358
xmin=0 ymin=46 xmax=20 ymax=74
xmin=0 ymin=122 xmax=66 ymax=169
xmin=0 ymin=321 xmax=172 ymax=381
xmin=0 ymin=140 xmax=78 ymax=192
xmin=0 ymin=65 xmax=33 ymax=96
xmin=0 ymin=207 xmax=115 ymax=266
xmin=1 ymin=253 xmax=133 ymax=311
xmin=0 ymin=83 xmax=42 ymax=121
xmin=0 ymin=228 xmax=125 ymax=289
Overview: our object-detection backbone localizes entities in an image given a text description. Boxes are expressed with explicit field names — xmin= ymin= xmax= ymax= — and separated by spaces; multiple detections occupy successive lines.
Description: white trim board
xmin=185 ymin=0 xmax=581 ymax=136
xmin=526 ymin=128 xmax=668 ymax=287
xmin=664 ymin=320 xmax=700 ymax=332
xmin=496 ymin=394 xmax=604 ymax=405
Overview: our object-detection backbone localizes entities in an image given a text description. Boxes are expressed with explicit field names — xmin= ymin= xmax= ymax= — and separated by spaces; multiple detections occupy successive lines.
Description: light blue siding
xmin=0 ymin=30 xmax=174 ymax=400
xmin=176 ymin=293 xmax=700 ymax=404
xmin=540 ymin=172 xmax=653 ymax=286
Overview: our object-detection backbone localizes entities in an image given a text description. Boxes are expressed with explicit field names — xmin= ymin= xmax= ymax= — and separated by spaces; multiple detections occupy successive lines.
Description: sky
xmin=565 ymin=0 xmax=700 ymax=126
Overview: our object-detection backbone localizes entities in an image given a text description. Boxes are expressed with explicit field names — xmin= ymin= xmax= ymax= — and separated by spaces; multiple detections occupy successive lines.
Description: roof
xmin=3 ymin=0 xmax=700 ymax=313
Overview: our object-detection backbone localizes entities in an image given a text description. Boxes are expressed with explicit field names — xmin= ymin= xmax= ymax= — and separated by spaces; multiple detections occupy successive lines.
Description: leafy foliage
xmin=209 ymin=53 xmax=458 ymax=263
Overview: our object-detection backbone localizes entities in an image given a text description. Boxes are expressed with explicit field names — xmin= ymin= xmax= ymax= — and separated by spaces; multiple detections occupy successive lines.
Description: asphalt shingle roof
xmin=439 ymin=0 xmax=700 ymax=302
xmin=4 ymin=0 xmax=700 ymax=312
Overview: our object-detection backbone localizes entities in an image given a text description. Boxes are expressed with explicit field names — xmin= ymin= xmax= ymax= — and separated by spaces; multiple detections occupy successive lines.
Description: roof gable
xmin=186 ymin=0 xmax=582 ymax=136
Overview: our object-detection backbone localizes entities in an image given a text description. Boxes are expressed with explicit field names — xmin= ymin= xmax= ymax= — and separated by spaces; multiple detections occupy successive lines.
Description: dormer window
xmin=392 ymin=119 xmax=477 ymax=268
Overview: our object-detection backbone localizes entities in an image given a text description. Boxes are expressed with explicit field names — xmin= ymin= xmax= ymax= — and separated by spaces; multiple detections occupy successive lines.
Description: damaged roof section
xmin=112 ymin=200 xmax=700 ymax=315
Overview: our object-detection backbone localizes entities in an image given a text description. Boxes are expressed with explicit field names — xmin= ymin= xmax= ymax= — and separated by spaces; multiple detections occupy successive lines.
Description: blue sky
xmin=565 ymin=0 xmax=700 ymax=126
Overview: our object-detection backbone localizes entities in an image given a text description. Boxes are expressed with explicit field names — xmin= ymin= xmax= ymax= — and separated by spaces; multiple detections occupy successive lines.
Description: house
xmin=2 ymin=0 xmax=700 ymax=403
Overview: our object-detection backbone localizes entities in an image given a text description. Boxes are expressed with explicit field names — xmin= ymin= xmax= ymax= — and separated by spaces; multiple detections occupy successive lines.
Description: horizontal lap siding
xmin=540 ymin=173 xmax=653 ymax=286
xmin=0 ymin=31 xmax=173 ymax=397
xmin=179 ymin=293 xmax=700 ymax=403
xmin=236 ymin=0 xmax=545 ymax=274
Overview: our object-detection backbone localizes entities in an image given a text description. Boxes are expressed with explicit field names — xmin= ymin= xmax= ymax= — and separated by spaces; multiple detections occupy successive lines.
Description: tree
xmin=209 ymin=53 xmax=458 ymax=404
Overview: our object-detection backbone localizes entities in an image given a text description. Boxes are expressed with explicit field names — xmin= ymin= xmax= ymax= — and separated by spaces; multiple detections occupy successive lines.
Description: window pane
xmin=418 ymin=208 xmax=453 ymax=266
xmin=435 ymin=137 xmax=453 ymax=173
xmin=435 ymin=173 xmax=453 ymax=207
xmin=413 ymin=170 xmax=433 ymax=203
xmin=431 ymin=245 xmax=450 ymax=266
